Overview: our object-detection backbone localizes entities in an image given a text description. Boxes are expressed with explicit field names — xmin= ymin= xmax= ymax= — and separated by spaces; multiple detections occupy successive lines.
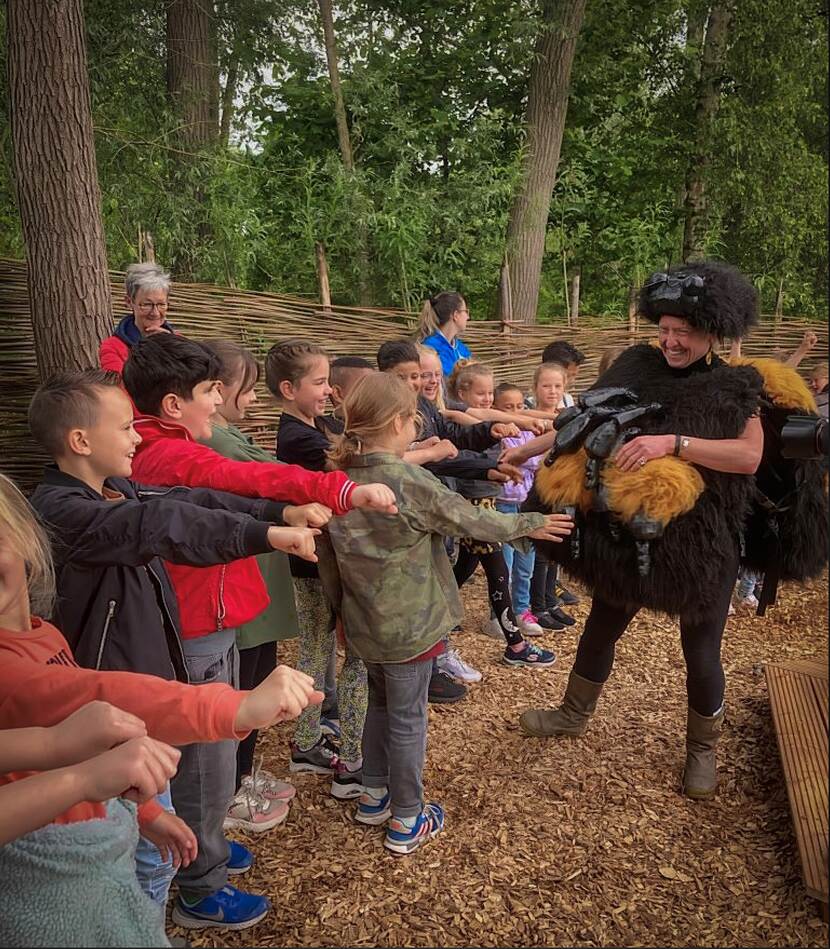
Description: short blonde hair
xmin=447 ymin=359 xmax=493 ymax=402
xmin=533 ymin=361 xmax=567 ymax=389
xmin=0 ymin=473 xmax=55 ymax=617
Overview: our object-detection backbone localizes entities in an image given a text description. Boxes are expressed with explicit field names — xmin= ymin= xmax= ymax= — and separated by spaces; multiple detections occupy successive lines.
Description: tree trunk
xmin=166 ymin=0 xmax=218 ymax=278
xmin=6 ymin=0 xmax=113 ymax=378
xmin=317 ymin=0 xmax=371 ymax=305
xmin=499 ymin=256 xmax=513 ymax=333
xmin=219 ymin=45 xmax=239 ymax=147
xmin=682 ymin=2 xmax=733 ymax=262
xmin=569 ymin=266 xmax=581 ymax=327
xmin=628 ymin=283 xmax=639 ymax=337
xmin=166 ymin=0 xmax=218 ymax=147
xmin=316 ymin=241 xmax=332 ymax=312
xmin=504 ymin=0 xmax=587 ymax=324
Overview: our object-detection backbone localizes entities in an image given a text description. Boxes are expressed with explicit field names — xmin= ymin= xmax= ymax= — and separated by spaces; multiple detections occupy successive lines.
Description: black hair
xmin=638 ymin=260 xmax=759 ymax=341
xmin=417 ymin=291 xmax=466 ymax=338
xmin=330 ymin=356 xmax=375 ymax=371
xmin=122 ymin=334 xmax=221 ymax=416
xmin=377 ymin=339 xmax=421 ymax=372
xmin=29 ymin=369 xmax=123 ymax=458
xmin=541 ymin=340 xmax=586 ymax=366
xmin=494 ymin=381 xmax=524 ymax=399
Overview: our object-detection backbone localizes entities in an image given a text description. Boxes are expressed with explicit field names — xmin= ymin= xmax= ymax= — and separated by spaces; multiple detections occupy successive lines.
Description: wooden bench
xmin=765 ymin=658 xmax=828 ymax=920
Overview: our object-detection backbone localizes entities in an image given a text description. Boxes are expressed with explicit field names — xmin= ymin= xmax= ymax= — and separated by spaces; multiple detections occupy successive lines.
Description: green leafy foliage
xmin=0 ymin=0 xmax=825 ymax=318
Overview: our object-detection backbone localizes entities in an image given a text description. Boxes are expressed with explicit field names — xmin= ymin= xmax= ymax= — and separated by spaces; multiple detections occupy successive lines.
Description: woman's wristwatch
xmin=674 ymin=434 xmax=690 ymax=457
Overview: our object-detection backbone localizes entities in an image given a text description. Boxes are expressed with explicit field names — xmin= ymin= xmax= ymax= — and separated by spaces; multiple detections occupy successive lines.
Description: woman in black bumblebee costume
xmin=519 ymin=260 xmax=827 ymax=800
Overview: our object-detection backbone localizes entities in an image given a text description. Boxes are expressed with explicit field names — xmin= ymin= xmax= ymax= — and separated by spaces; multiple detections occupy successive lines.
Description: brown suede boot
xmin=682 ymin=705 xmax=724 ymax=800
xmin=519 ymin=671 xmax=604 ymax=737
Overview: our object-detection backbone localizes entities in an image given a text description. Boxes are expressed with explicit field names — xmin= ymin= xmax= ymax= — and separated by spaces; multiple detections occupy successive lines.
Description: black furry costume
xmin=525 ymin=345 xmax=762 ymax=619
xmin=526 ymin=260 xmax=828 ymax=621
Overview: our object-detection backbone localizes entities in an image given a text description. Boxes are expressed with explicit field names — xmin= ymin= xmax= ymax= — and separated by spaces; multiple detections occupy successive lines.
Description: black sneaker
xmin=546 ymin=605 xmax=576 ymax=627
xmin=535 ymin=610 xmax=567 ymax=631
xmin=555 ymin=583 xmax=580 ymax=606
xmin=428 ymin=670 xmax=467 ymax=704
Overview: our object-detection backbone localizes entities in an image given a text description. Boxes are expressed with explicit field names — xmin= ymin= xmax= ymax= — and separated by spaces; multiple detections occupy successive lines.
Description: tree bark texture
xmin=504 ymin=0 xmax=587 ymax=323
xmin=166 ymin=0 xmax=218 ymax=147
xmin=6 ymin=0 xmax=113 ymax=378
xmin=219 ymin=45 xmax=239 ymax=147
xmin=682 ymin=2 xmax=732 ymax=262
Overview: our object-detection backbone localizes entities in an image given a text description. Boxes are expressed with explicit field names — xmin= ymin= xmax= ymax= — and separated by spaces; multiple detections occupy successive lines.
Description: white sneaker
xmin=481 ymin=617 xmax=505 ymax=639
xmin=438 ymin=648 xmax=482 ymax=683
xmin=224 ymin=786 xmax=289 ymax=833
xmin=738 ymin=593 xmax=759 ymax=610
xmin=243 ymin=767 xmax=296 ymax=803
xmin=518 ymin=610 xmax=545 ymax=637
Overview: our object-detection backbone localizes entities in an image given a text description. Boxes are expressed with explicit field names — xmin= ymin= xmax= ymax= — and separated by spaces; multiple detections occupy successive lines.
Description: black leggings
xmin=454 ymin=547 xmax=524 ymax=646
xmin=530 ymin=556 xmax=559 ymax=615
xmin=572 ymin=558 xmax=736 ymax=716
xmin=236 ymin=641 xmax=278 ymax=789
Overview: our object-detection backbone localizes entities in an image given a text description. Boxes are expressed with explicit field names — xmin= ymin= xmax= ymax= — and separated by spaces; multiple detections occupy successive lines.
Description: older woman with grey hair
xmin=99 ymin=263 xmax=177 ymax=373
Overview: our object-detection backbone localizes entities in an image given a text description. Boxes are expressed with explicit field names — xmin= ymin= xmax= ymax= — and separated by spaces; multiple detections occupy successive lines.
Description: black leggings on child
xmin=530 ymin=556 xmax=559 ymax=615
xmin=572 ymin=554 xmax=736 ymax=716
xmin=236 ymin=641 xmax=278 ymax=789
xmin=453 ymin=547 xmax=524 ymax=646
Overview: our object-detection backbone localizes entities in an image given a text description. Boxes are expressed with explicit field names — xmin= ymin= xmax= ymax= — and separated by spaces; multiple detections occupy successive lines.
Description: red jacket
xmin=99 ymin=335 xmax=130 ymax=373
xmin=130 ymin=415 xmax=356 ymax=638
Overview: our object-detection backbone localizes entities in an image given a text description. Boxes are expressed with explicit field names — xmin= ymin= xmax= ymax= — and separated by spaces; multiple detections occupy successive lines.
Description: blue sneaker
xmin=384 ymin=803 xmax=445 ymax=855
xmin=171 ymin=885 xmax=270 ymax=931
xmin=227 ymin=840 xmax=254 ymax=876
xmin=502 ymin=640 xmax=557 ymax=668
xmin=354 ymin=789 xmax=392 ymax=826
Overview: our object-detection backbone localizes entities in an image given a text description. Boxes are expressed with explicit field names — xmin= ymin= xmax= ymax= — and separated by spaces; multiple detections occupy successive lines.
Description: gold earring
xmin=705 ymin=348 xmax=713 ymax=365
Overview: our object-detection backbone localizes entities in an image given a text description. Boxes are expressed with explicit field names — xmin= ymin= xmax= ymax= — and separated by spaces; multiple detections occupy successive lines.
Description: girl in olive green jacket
xmin=319 ymin=372 xmax=573 ymax=855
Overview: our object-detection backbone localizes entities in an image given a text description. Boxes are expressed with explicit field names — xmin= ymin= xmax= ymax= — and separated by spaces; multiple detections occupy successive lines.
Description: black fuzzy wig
xmin=639 ymin=260 xmax=759 ymax=340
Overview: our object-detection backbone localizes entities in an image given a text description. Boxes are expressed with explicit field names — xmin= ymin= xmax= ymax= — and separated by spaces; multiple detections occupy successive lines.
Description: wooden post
xmin=628 ymin=283 xmax=638 ymax=337
xmin=144 ymin=230 xmax=156 ymax=263
xmin=138 ymin=225 xmax=143 ymax=262
xmin=315 ymin=241 xmax=332 ymax=312
xmin=569 ymin=265 xmax=581 ymax=328
xmin=774 ymin=278 xmax=784 ymax=321
xmin=499 ymin=255 xmax=513 ymax=334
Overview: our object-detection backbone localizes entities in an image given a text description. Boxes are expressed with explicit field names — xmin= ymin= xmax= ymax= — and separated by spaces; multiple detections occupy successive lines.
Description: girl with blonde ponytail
xmin=318 ymin=373 xmax=574 ymax=854
xmin=418 ymin=291 xmax=472 ymax=376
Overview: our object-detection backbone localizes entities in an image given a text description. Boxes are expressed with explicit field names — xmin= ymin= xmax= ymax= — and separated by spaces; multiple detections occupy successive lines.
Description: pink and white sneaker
xmin=518 ymin=610 xmax=545 ymax=637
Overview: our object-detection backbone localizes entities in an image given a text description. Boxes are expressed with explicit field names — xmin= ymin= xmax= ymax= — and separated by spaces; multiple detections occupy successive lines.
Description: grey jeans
xmin=362 ymin=658 xmax=432 ymax=820
xmin=170 ymin=628 xmax=238 ymax=899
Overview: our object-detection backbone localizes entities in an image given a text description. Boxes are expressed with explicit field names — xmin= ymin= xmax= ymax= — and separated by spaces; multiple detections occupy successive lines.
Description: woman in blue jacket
xmin=418 ymin=292 xmax=471 ymax=376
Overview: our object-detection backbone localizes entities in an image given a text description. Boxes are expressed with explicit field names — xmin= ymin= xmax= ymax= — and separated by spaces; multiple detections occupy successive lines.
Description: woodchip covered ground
xmin=175 ymin=572 xmax=828 ymax=948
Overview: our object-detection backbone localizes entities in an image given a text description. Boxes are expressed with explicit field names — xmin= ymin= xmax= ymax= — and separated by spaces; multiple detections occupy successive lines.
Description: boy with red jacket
xmin=121 ymin=334 xmax=396 ymax=930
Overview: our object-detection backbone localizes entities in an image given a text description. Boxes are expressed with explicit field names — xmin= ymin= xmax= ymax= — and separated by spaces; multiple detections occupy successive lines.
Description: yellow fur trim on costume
xmin=729 ymin=357 xmax=817 ymax=412
xmin=603 ymin=457 xmax=705 ymax=526
xmin=535 ymin=448 xmax=593 ymax=512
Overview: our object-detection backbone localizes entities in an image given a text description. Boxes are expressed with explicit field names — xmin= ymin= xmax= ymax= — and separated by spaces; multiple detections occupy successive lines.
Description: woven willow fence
xmin=1 ymin=257 xmax=827 ymax=490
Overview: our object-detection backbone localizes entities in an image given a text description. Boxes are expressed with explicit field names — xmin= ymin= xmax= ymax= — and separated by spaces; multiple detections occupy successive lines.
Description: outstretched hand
xmin=235 ymin=665 xmax=324 ymax=734
xmin=528 ymin=513 xmax=574 ymax=543
xmin=46 ymin=701 xmax=148 ymax=769
xmin=350 ymin=483 xmax=398 ymax=514
xmin=78 ymin=735 xmax=181 ymax=805
xmin=266 ymin=525 xmax=321 ymax=561
xmin=282 ymin=502 xmax=333 ymax=528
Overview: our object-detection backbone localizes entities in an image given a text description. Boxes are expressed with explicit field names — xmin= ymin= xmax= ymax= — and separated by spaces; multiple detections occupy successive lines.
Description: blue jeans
xmin=496 ymin=501 xmax=535 ymax=615
xmin=134 ymin=782 xmax=176 ymax=910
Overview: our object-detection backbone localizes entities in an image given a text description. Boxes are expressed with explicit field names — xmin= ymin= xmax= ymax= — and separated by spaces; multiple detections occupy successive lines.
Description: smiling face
xmin=128 ymin=287 xmax=170 ymax=336
xmin=657 ymin=315 xmax=714 ymax=369
xmin=419 ymin=351 xmax=443 ymax=403
xmin=65 ymin=385 xmax=142 ymax=479
xmin=162 ymin=379 xmax=223 ymax=441
xmin=462 ymin=371 xmax=494 ymax=409
xmin=217 ymin=376 xmax=258 ymax=425
xmin=389 ymin=360 xmax=423 ymax=395
xmin=281 ymin=355 xmax=331 ymax=423
xmin=809 ymin=367 xmax=828 ymax=395
xmin=493 ymin=387 xmax=525 ymax=414
xmin=535 ymin=367 xmax=566 ymax=411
